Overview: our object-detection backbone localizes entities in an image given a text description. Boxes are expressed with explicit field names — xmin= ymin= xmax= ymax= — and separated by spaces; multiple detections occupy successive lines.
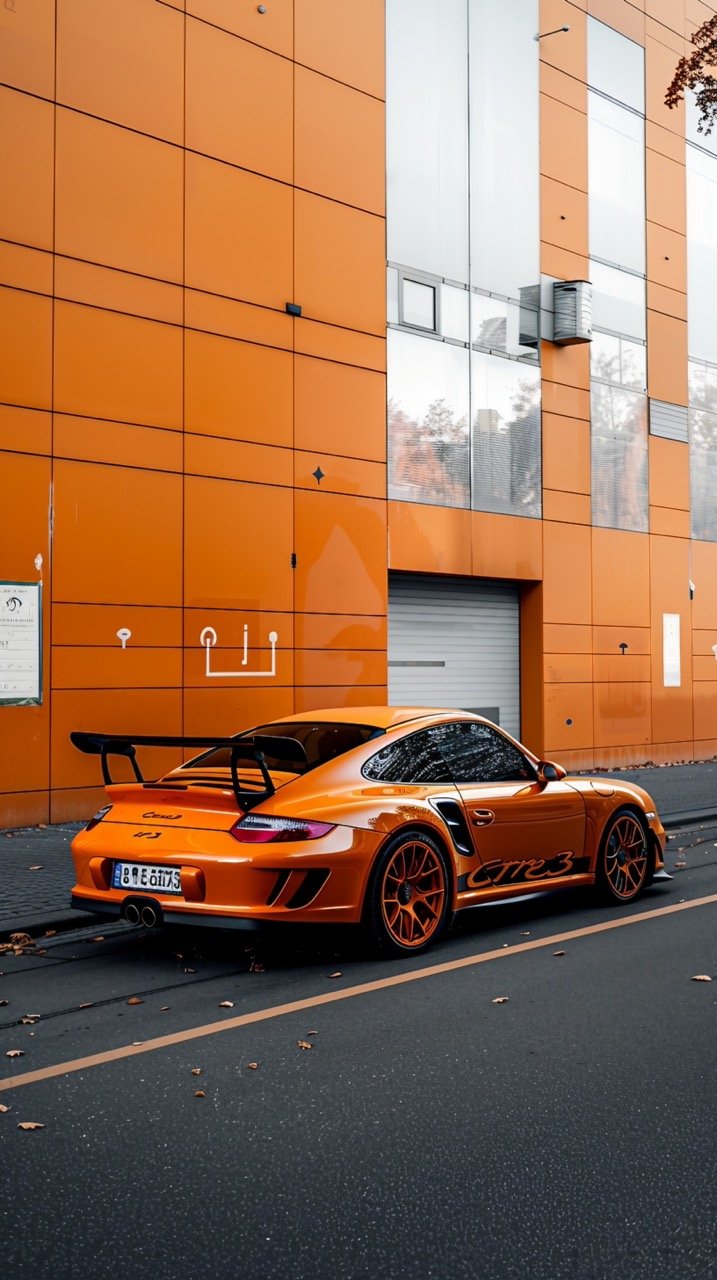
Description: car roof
xmin=266 ymin=706 xmax=478 ymax=731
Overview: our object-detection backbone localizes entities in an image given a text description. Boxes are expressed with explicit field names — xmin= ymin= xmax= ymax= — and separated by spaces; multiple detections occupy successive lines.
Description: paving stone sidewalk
xmin=1 ymin=760 xmax=716 ymax=937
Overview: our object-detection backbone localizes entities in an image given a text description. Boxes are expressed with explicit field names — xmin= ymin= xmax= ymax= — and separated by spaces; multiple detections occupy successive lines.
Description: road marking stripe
xmin=2 ymin=893 xmax=715 ymax=1093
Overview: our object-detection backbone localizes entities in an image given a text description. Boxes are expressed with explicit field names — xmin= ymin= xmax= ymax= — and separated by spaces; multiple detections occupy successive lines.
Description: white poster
xmin=663 ymin=612 xmax=681 ymax=689
xmin=0 ymin=582 xmax=42 ymax=705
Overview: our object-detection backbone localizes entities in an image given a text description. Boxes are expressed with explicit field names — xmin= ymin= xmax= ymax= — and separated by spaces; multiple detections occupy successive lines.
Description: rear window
xmin=181 ymin=721 xmax=383 ymax=776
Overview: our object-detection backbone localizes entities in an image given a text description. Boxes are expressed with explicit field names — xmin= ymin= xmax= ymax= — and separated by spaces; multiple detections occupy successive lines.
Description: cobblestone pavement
xmin=1 ymin=759 xmax=715 ymax=935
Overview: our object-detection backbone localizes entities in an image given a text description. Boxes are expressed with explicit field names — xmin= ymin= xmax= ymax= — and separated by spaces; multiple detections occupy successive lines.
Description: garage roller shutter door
xmin=388 ymin=574 xmax=521 ymax=739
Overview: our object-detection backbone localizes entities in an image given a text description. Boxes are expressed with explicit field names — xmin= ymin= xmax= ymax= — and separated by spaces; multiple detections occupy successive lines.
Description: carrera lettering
xmin=142 ymin=811 xmax=182 ymax=820
xmin=465 ymin=852 xmax=576 ymax=891
xmin=133 ymin=831 xmax=161 ymax=840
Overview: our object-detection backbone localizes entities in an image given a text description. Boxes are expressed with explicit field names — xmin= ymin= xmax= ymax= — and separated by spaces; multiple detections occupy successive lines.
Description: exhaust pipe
xmin=124 ymin=902 xmax=141 ymax=926
xmin=140 ymin=905 xmax=158 ymax=929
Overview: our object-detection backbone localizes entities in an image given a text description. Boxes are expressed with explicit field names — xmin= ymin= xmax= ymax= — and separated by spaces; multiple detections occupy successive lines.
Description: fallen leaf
xmin=246 ymin=1063 xmax=259 ymax=1070
xmin=675 ymin=861 xmax=687 ymax=868
xmin=0 ymin=1103 xmax=9 ymax=1113
xmin=127 ymin=997 xmax=144 ymax=1006
xmin=194 ymin=1090 xmax=206 ymax=1098
xmin=691 ymin=974 xmax=712 ymax=982
xmin=28 ymin=865 xmax=44 ymax=872
xmin=0 ymin=999 xmax=8 ymax=1007
xmin=218 ymin=1000 xmax=234 ymax=1009
xmin=132 ymin=1041 xmax=143 ymax=1046
xmin=35 ymin=949 xmax=47 ymax=956
xmin=307 ymin=1030 xmax=318 ymax=1036
xmin=297 ymin=1040 xmax=314 ymax=1050
xmin=520 ymin=932 xmax=531 ymax=937
xmin=553 ymin=951 xmax=566 ymax=957
xmin=37 ymin=824 xmax=47 ymax=830
xmin=5 ymin=1049 xmax=24 ymax=1057
xmin=10 ymin=933 xmax=33 ymax=946
xmin=92 ymin=936 xmax=105 ymax=943
xmin=20 ymin=1015 xmax=40 ymax=1025
xmin=328 ymin=971 xmax=342 ymax=979
xmin=249 ymin=961 xmax=266 ymax=973
xmin=191 ymin=1068 xmax=202 ymax=1076
xmin=78 ymin=1003 xmax=93 ymax=1009
xmin=159 ymin=1006 xmax=170 ymax=1012
xmin=44 ymin=930 xmax=56 ymax=938
xmin=492 ymin=997 xmax=509 ymax=1005
xmin=17 ymin=1122 xmax=44 ymax=1130
xmin=184 ymin=967 xmax=195 ymax=974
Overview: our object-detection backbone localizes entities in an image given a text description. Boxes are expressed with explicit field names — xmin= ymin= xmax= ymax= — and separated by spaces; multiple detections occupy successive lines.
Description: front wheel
xmin=597 ymin=808 xmax=649 ymax=903
xmin=365 ymin=829 xmax=451 ymax=956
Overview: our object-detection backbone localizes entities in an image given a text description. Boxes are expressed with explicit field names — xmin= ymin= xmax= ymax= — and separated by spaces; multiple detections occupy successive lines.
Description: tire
xmin=596 ymin=808 xmax=649 ymax=904
xmin=365 ymin=829 xmax=452 ymax=957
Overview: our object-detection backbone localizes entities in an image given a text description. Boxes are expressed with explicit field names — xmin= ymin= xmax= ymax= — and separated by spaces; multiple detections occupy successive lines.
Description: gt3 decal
xmin=458 ymin=852 xmax=590 ymax=892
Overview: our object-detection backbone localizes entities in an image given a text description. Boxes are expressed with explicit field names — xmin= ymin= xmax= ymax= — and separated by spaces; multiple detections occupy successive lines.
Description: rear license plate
xmin=112 ymin=862 xmax=182 ymax=895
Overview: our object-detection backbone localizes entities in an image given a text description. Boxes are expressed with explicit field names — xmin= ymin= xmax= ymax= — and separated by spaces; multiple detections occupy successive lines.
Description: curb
xmin=662 ymin=809 xmax=717 ymax=830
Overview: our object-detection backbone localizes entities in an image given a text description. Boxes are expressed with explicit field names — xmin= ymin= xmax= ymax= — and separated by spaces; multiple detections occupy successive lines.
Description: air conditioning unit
xmin=552 ymin=280 xmax=592 ymax=345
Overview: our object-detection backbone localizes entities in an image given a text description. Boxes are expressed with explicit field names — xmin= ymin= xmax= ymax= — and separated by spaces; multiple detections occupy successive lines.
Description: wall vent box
xmin=552 ymin=280 xmax=592 ymax=345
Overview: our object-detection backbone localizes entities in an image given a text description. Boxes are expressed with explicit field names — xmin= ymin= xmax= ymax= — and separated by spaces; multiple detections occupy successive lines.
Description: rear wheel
xmin=365 ymin=829 xmax=451 ymax=956
xmin=597 ymin=808 xmax=649 ymax=903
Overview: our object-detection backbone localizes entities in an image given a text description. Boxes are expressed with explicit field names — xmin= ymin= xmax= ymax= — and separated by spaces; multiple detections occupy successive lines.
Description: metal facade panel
xmin=649 ymin=399 xmax=689 ymax=442
xmin=387 ymin=573 xmax=521 ymax=738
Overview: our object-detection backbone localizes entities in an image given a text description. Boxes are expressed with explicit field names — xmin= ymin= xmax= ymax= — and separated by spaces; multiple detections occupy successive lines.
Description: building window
xmin=688 ymin=359 xmax=717 ymax=542
xmin=591 ymin=339 xmax=648 ymax=532
xmin=400 ymin=277 xmax=438 ymax=331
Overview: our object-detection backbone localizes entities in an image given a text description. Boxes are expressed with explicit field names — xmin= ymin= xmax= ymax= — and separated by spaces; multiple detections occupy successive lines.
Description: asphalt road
xmin=1 ymin=825 xmax=715 ymax=1280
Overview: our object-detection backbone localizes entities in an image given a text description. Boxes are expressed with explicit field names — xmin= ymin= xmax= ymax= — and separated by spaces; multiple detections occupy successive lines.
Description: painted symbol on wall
xmin=34 ymin=554 xmax=43 ymax=572
xmin=116 ymin=627 xmax=132 ymax=650
xmin=200 ymin=625 xmax=278 ymax=679
xmin=5 ymin=596 xmax=22 ymax=612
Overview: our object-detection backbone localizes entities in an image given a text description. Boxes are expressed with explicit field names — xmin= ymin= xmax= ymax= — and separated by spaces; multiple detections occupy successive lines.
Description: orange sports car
xmin=70 ymin=708 xmax=670 ymax=956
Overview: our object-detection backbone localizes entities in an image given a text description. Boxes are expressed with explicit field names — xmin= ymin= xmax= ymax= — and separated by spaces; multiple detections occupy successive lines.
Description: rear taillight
xmin=230 ymin=815 xmax=335 ymax=843
xmin=85 ymin=804 xmax=112 ymax=832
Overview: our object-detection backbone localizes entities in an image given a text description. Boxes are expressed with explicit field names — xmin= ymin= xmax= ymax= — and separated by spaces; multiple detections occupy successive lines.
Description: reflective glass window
xmin=591 ymin=261 xmax=646 ymax=339
xmin=472 ymin=293 xmax=539 ymax=361
xmin=687 ymin=144 xmax=717 ymax=363
xmin=469 ymin=0 xmax=539 ymax=302
xmin=587 ymin=17 xmax=644 ymax=112
xmin=471 ymin=352 xmax=541 ymax=518
xmin=591 ymin=332 xmax=646 ymax=392
xmin=386 ymin=0 xmax=469 ymax=282
xmin=362 ymin=731 xmax=453 ymax=784
xmin=428 ymin=722 xmax=534 ymax=784
xmin=402 ymin=279 xmax=436 ymax=330
xmin=388 ymin=328 xmax=470 ymax=507
xmin=387 ymin=268 xmax=399 ymax=325
xmin=689 ymin=406 xmax=717 ymax=541
xmin=688 ymin=358 xmax=717 ymax=412
xmin=687 ymin=91 xmax=717 ymax=158
xmin=440 ymin=284 xmax=470 ymax=342
xmin=591 ymin=382 xmax=648 ymax=532
xmin=589 ymin=93 xmax=645 ymax=273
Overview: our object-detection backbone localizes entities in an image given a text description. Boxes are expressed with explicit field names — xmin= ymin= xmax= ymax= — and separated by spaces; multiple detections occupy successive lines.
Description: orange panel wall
xmin=0 ymin=0 xmax=387 ymax=825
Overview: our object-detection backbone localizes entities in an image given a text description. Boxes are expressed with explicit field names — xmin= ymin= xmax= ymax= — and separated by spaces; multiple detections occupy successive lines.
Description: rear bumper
xmin=72 ymin=892 xmax=264 ymax=931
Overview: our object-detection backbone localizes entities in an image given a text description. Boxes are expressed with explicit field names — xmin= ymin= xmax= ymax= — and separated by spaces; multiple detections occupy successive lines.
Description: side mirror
xmin=537 ymin=760 xmax=566 ymax=785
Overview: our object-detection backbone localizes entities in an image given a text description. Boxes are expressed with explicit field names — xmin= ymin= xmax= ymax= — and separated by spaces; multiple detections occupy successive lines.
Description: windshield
xmin=180 ymin=721 xmax=384 ymax=776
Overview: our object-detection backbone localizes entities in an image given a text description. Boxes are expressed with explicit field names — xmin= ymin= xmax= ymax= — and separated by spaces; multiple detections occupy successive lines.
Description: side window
xmin=362 ymin=730 xmax=453 ymax=784
xmin=429 ymin=722 xmax=535 ymax=784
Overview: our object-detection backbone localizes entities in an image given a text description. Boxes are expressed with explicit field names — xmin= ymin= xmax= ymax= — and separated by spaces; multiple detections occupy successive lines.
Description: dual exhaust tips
xmin=123 ymin=901 xmax=159 ymax=929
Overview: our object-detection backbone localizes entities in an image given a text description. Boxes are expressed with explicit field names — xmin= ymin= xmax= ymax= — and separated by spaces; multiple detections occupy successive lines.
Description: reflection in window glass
xmin=589 ymin=93 xmax=645 ymax=273
xmin=591 ymin=261 xmax=646 ymax=339
xmin=471 ymin=352 xmax=541 ymax=518
xmin=362 ymin=731 xmax=452 ymax=784
xmin=687 ymin=144 xmax=717 ymax=363
xmin=441 ymin=284 xmax=470 ymax=342
xmin=591 ymin=382 xmax=648 ymax=532
xmin=591 ymin=332 xmax=646 ymax=391
xmin=429 ymin=722 xmax=534 ymax=783
xmin=688 ymin=358 xmax=717 ymax=411
xmin=687 ymin=91 xmax=717 ymax=157
xmin=387 ymin=0 xmax=469 ymax=282
xmin=402 ymin=279 xmax=436 ymax=330
xmin=388 ymin=328 xmax=470 ymax=507
xmin=587 ymin=17 xmax=644 ymax=112
xmin=471 ymin=293 xmax=538 ymax=360
xmin=469 ymin=0 xmax=539 ymax=302
xmin=689 ymin=406 xmax=717 ymax=541
xmin=387 ymin=267 xmax=399 ymax=324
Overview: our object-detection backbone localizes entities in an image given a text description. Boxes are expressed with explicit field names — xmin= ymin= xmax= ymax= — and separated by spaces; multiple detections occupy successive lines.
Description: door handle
xmin=471 ymin=809 xmax=495 ymax=827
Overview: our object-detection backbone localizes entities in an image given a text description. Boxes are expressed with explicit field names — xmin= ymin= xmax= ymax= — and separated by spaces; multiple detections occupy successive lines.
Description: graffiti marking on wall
xmin=200 ymin=626 xmax=278 ymax=679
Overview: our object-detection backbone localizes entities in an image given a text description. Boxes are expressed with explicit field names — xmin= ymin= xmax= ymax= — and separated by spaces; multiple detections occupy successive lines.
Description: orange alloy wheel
xmin=600 ymin=810 xmax=649 ymax=902
xmin=378 ymin=833 xmax=449 ymax=952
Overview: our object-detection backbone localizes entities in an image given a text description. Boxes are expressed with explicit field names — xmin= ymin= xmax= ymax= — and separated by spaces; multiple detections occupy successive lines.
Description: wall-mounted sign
xmin=663 ymin=613 xmax=681 ymax=688
xmin=0 ymin=582 xmax=42 ymax=706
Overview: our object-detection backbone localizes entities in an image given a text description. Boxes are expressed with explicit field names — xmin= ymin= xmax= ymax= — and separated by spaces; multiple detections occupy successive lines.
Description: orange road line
xmin=1 ymin=893 xmax=715 ymax=1093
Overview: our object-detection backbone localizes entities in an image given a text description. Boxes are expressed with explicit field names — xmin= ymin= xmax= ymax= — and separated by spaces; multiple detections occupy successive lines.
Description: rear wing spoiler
xmin=70 ymin=732 xmax=307 ymax=811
